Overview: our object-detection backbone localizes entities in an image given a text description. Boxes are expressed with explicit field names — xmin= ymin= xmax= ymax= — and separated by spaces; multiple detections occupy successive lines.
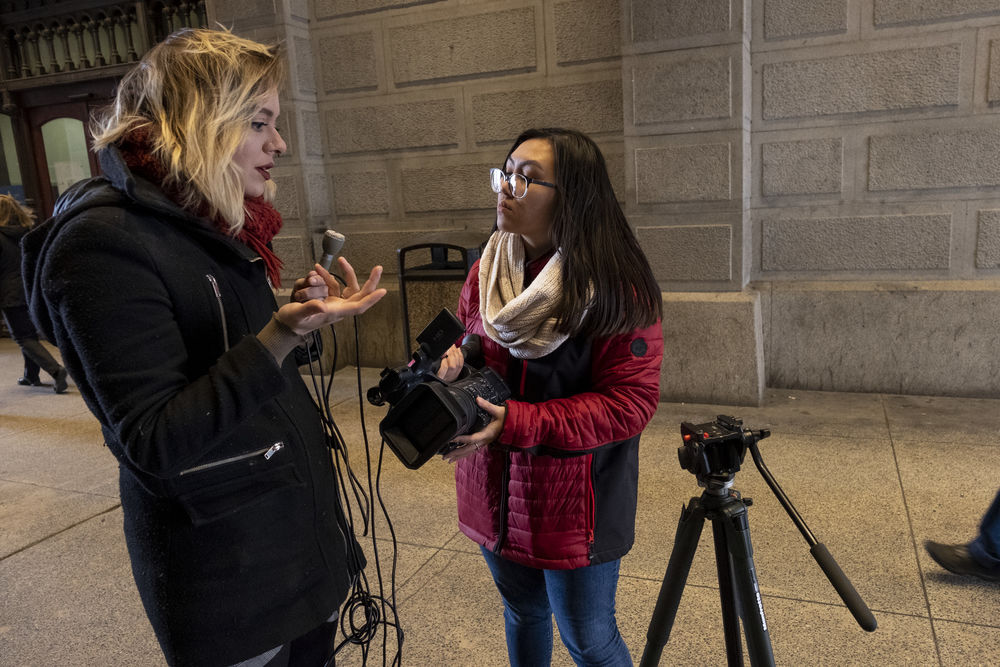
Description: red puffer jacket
xmin=454 ymin=256 xmax=663 ymax=569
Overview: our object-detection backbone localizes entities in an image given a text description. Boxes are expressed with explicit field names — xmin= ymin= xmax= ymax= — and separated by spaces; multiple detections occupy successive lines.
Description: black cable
xmin=305 ymin=330 xmax=371 ymax=531
xmin=296 ymin=284 xmax=403 ymax=666
xmin=343 ymin=318 xmax=404 ymax=666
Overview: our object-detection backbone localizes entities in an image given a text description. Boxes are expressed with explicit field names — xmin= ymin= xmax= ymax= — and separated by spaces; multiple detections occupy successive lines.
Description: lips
xmin=256 ymin=164 xmax=273 ymax=180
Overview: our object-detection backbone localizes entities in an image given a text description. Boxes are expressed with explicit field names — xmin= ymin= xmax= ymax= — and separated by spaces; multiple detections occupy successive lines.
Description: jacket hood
xmin=0 ymin=224 xmax=28 ymax=241
xmin=22 ymin=145 xmax=238 ymax=340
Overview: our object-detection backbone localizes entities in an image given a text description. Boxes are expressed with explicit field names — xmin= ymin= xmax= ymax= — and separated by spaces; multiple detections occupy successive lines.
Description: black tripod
xmin=640 ymin=416 xmax=877 ymax=667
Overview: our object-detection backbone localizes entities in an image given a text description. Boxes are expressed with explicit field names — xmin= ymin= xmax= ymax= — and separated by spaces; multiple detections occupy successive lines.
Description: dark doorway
xmin=26 ymin=99 xmax=102 ymax=217
xmin=3 ymin=78 xmax=115 ymax=218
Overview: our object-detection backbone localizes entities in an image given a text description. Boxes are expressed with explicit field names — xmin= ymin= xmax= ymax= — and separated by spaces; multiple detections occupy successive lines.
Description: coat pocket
xmin=175 ymin=454 xmax=304 ymax=526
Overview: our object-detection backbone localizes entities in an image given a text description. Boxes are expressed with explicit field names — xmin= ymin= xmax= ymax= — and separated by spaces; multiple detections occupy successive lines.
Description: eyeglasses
xmin=490 ymin=168 xmax=556 ymax=200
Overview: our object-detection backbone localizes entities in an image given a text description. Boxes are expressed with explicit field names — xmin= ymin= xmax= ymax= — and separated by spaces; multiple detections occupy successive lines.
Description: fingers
xmin=337 ymin=287 xmax=387 ymax=317
xmin=294 ymin=271 xmax=328 ymax=303
xmin=442 ymin=441 xmax=485 ymax=463
xmin=357 ymin=264 xmax=384 ymax=298
xmin=336 ymin=257 xmax=360 ymax=294
xmin=476 ymin=396 xmax=506 ymax=420
xmin=436 ymin=345 xmax=465 ymax=381
xmin=313 ymin=263 xmax=342 ymax=295
xmin=325 ymin=258 xmax=383 ymax=301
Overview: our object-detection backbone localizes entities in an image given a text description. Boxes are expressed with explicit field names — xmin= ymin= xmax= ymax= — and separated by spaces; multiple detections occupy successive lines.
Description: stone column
xmin=622 ymin=0 xmax=764 ymax=405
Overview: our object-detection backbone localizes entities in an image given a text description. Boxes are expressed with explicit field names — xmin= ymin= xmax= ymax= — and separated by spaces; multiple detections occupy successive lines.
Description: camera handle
xmin=745 ymin=440 xmax=877 ymax=633
xmin=640 ymin=439 xmax=876 ymax=667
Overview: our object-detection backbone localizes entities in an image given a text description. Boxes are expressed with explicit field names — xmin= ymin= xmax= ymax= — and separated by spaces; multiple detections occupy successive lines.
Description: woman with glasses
xmin=437 ymin=128 xmax=663 ymax=665
xmin=22 ymin=29 xmax=385 ymax=666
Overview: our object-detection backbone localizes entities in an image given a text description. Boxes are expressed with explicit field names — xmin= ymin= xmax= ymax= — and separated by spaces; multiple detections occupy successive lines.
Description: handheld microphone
xmin=427 ymin=333 xmax=483 ymax=378
xmin=458 ymin=333 xmax=483 ymax=367
xmin=319 ymin=229 xmax=346 ymax=272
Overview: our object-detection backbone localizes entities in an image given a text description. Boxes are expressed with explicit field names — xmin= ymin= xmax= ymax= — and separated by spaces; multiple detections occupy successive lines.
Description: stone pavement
xmin=1 ymin=336 xmax=999 ymax=666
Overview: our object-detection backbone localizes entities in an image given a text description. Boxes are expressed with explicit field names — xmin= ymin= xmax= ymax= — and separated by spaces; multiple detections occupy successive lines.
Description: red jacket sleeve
xmin=499 ymin=321 xmax=663 ymax=452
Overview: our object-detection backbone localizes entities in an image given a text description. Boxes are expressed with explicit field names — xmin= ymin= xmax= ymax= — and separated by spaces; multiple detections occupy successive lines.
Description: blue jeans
xmin=480 ymin=546 xmax=632 ymax=667
xmin=969 ymin=489 xmax=1000 ymax=569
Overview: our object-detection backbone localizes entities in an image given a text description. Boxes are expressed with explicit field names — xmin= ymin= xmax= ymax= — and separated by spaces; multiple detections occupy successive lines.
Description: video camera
xmin=677 ymin=415 xmax=770 ymax=479
xmin=367 ymin=309 xmax=511 ymax=469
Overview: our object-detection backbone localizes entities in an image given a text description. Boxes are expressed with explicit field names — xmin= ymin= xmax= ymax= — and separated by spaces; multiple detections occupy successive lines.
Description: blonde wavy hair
xmin=0 ymin=194 xmax=36 ymax=228
xmin=91 ymin=28 xmax=284 ymax=232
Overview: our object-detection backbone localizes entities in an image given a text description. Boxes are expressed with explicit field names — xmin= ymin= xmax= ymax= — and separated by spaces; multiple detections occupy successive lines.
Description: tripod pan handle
xmin=811 ymin=543 xmax=878 ymax=632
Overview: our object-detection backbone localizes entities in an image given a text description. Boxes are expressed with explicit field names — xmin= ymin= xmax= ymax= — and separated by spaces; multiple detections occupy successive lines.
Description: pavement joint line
xmin=881 ymin=393 xmax=944 ymax=665
xmin=0 ymin=477 xmax=119 ymax=499
xmin=0 ymin=502 xmax=122 ymax=563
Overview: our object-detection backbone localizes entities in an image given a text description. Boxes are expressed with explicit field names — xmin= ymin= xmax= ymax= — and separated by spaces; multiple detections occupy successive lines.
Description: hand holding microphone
xmin=292 ymin=229 xmax=346 ymax=303
xmin=434 ymin=334 xmax=482 ymax=383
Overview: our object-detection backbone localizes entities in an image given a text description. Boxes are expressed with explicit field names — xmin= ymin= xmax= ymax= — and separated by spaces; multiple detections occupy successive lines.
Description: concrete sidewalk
xmin=1 ymin=335 xmax=999 ymax=666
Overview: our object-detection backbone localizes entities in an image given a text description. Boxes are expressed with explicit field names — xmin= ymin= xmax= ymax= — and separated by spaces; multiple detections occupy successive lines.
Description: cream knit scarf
xmin=479 ymin=231 xmax=570 ymax=359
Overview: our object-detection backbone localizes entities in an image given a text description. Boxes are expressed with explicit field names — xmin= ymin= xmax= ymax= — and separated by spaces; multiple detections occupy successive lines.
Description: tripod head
xmin=678 ymin=415 xmax=770 ymax=494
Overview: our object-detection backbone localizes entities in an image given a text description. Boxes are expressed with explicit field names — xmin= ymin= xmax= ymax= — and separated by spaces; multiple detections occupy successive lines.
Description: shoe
xmin=17 ymin=376 xmax=42 ymax=386
xmin=53 ymin=368 xmax=69 ymax=394
xmin=925 ymin=541 xmax=1000 ymax=582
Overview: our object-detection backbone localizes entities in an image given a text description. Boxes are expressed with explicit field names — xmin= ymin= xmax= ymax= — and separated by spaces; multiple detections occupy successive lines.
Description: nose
xmin=500 ymin=175 xmax=515 ymax=198
xmin=267 ymin=129 xmax=287 ymax=157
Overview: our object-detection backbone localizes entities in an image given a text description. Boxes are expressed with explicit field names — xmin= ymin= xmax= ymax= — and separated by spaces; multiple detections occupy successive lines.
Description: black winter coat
xmin=0 ymin=223 xmax=28 ymax=309
xmin=22 ymin=147 xmax=362 ymax=666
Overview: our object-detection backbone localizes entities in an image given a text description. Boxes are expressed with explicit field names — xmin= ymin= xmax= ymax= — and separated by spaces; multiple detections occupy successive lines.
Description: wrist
xmin=258 ymin=314 xmax=307 ymax=363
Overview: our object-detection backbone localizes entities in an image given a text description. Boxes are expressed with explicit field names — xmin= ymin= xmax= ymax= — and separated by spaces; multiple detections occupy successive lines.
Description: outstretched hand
xmin=277 ymin=258 xmax=386 ymax=335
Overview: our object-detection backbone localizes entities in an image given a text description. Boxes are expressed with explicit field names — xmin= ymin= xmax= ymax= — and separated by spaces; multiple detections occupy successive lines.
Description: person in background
xmin=0 ymin=194 xmax=68 ymax=392
xmin=926 ymin=490 xmax=1000 ymax=583
xmin=436 ymin=127 xmax=664 ymax=666
xmin=22 ymin=29 xmax=385 ymax=666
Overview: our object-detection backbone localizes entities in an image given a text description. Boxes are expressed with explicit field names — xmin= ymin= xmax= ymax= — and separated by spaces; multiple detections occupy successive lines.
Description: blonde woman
xmin=0 ymin=194 xmax=67 ymax=391
xmin=23 ymin=29 xmax=385 ymax=666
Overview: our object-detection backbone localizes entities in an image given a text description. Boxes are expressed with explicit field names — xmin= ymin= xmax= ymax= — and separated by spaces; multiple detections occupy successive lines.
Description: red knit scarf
xmin=118 ymin=127 xmax=285 ymax=286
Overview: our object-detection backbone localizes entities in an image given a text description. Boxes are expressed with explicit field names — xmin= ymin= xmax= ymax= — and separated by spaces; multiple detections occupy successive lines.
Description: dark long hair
xmin=502 ymin=128 xmax=662 ymax=337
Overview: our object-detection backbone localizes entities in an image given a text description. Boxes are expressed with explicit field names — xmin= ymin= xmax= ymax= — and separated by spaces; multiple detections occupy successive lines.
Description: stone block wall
xmin=213 ymin=0 xmax=1000 ymax=400
xmin=305 ymin=0 xmax=627 ymax=365
xmin=752 ymin=0 xmax=1000 ymax=398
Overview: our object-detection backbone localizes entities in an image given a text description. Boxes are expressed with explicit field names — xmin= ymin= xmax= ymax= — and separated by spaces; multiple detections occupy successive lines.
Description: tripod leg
xmin=639 ymin=499 xmax=707 ymax=667
xmin=722 ymin=502 xmax=775 ymax=667
xmin=711 ymin=518 xmax=744 ymax=667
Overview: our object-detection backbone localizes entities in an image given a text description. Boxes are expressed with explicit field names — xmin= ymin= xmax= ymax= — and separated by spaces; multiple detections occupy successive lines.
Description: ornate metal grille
xmin=0 ymin=0 xmax=208 ymax=85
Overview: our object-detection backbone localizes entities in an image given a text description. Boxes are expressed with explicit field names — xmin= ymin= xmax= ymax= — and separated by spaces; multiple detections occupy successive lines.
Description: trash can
xmin=397 ymin=236 xmax=484 ymax=356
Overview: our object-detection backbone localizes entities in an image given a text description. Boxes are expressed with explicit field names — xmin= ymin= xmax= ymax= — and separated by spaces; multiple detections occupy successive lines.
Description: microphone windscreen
xmin=319 ymin=230 xmax=346 ymax=271
xmin=323 ymin=229 xmax=346 ymax=256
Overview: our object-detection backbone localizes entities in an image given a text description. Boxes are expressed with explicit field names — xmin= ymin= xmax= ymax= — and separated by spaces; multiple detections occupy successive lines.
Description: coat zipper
xmin=178 ymin=442 xmax=285 ymax=476
xmin=588 ymin=458 xmax=596 ymax=561
xmin=493 ymin=453 xmax=511 ymax=554
xmin=493 ymin=360 xmax=525 ymax=554
xmin=247 ymin=255 xmax=273 ymax=291
xmin=206 ymin=274 xmax=230 ymax=351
